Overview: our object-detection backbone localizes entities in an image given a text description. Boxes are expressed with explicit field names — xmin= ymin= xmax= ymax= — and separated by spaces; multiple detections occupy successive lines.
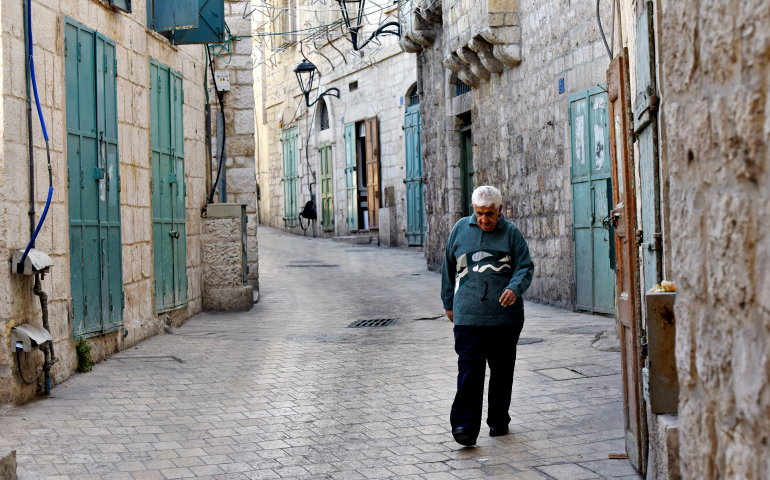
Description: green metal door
xmin=635 ymin=1 xmax=661 ymax=293
xmin=570 ymin=87 xmax=615 ymax=314
xmin=66 ymin=18 xmax=123 ymax=338
xmin=150 ymin=59 xmax=187 ymax=313
xmin=460 ymin=122 xmax=474 ymax=217
xmin=319 ymin=142 xmax=334 ymax=231
xmin=344 ymin=123 xmax=358 ymax=230
xmin=404 ymin=104 xmax=424 ymax=245
xmin=281 ymin=127 xmax=299 ymax=227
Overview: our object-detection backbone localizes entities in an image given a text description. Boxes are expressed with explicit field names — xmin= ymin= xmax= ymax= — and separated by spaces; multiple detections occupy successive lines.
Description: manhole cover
xmin=348 ymin=318 xmax=398 ymax=328
xmin=518 ymin=338 xmax=545 ymax=345
xmin=292 ymin=334 xmax=357 ymax=341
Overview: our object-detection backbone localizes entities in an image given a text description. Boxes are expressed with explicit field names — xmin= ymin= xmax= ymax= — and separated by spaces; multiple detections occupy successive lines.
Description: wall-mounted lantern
xmin=335 ymin=0 xmax=401 ymax=51
xmin=294 ymin=59 xmax=340 ymax=107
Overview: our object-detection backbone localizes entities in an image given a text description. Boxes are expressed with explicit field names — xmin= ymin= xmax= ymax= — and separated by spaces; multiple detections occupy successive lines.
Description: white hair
xmin=471 ymin=186 xmax=503 ymax=208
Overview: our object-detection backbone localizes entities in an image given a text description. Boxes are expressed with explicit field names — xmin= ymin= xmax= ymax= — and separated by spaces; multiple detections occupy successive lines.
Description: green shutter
xmin=151 ymin=59 xmax=188 ymax=313
xmin=569 ymin=86 xmax=615 ymax=314
xmin=66 ymin=18 xmax=123 ymax=338
xmin=170 ymin=0 xmax=226 ymax=44
xmin=344 ymin=123 xmax=358 ymax=231
xmin=281 ymin=127 xmax=299 ymax=227
xmin=108 ymin=0 xmax=131 ymax=13
xmin=319 ymin=142 xmax=334 ymax=231
xmin=405 ymin=105 xmax=424 ymax=246
xmin=153 ymin=0 xmax=199 ymax=31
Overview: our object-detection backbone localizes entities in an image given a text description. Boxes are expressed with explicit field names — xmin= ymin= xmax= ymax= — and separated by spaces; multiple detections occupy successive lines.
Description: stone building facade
xmin=254 ymin=5 xmax=419 ymax=246
xmin=660 ymin=0 xmax=770 ymax=478
xmin=0 ymin=0 xmax=257 ymax=405
xmin=403 ymin=0 xmax=614 ymax=308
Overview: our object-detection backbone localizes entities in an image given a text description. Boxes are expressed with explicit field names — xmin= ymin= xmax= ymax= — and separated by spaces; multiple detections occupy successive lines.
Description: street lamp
xmin=335 ymin=0 xmax=401 ymax=51
xmin=294 ymin=58 xmax=340 ymax=108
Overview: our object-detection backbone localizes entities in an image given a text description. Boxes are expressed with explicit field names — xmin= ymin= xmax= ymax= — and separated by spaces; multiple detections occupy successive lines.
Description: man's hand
xmin=446 ymin=309 xmax=454 ymax=323
xmin=499 ymin=289 xmax=517 ymax=307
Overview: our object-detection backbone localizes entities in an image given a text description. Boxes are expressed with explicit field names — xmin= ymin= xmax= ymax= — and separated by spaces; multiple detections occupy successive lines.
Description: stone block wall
xmin=210 ymin=0 xmax=259 ymax=291
xmin=415 ymin=0 xmax=611 ymax=308
xmin=662 ymin=0 xmax=770 ymax=477
xmin=0 ymin=0 xmax=208 ymax=404
xmin=201 ymin=209 xmax=253 ymax=311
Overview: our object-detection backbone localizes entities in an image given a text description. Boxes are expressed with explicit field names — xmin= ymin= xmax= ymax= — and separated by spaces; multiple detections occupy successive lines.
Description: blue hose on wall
xmin=18 ymin=0 xmax=53 ymax=274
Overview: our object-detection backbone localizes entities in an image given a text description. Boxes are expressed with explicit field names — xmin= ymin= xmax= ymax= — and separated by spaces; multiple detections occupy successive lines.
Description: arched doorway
xmin=404 ymin=84 xmax=424 ymax=245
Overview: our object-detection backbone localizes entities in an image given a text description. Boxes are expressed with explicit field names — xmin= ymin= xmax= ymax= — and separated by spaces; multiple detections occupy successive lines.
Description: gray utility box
xmin=645 ymin=292 xmax=678 ymax=414
xmin=202 ymin=204 xmax=253 ymax=311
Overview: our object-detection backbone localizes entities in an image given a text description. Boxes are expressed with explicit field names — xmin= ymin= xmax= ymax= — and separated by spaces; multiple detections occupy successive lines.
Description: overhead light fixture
xmin=335 ymin=0 xmax=401 ymax=51
xmin=294 ymin=58 xmax=340 ymax=107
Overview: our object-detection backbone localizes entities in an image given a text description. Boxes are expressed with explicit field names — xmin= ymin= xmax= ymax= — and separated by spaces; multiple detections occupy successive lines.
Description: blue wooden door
xmin=151 ymin=59 xmax=187 ymax=313
xmin=404 ymin=104 xmax=424 ymax=245
xmin=344 ymin=123 xmax=358 ymax=231
xmin=281 ymin=127 xmax=299 ymax=227
xmin=570 ymin=87 xmax=615 ymax=314
xmin=66 ymin=18 xmax=123 ymax=338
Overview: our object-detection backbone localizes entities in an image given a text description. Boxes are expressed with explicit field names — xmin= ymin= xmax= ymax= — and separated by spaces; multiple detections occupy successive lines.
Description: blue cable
xmin=18 ymin=0 xmax=52 ymax=273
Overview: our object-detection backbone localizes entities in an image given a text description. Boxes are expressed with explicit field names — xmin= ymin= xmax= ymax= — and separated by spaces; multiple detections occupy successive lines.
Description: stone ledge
xmin=0 ymin=449 xmax=17 ymax=480
xmin=333 ymin=236 xmax=372 ymax=244
xmin=203 ymin=286 xmax=254 ymax=312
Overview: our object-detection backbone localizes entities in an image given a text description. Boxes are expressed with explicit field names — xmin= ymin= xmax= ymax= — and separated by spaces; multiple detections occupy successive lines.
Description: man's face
xmin=473 ymin=204 xmax=503 ymax=232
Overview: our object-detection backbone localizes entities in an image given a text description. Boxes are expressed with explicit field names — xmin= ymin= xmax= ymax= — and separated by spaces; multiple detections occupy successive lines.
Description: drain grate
xmin=286 ymin=264 xmax=339 ymax=267
xmin=518 ymin=337 xmax=545 ymax=345
xmin=348 ymin=318 xmax=398 ymax=328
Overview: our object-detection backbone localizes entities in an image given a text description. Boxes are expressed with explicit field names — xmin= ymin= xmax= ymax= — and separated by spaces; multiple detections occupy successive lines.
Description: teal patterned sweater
xmin=441 ymin=214 xmax=534 ymax=326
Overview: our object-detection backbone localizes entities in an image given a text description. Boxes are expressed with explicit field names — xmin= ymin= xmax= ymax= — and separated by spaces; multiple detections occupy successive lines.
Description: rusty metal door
xmin=364 ymin=117 xmax=381 ymax=228
xmin=609 ymin=51 xmax=646 ymax=473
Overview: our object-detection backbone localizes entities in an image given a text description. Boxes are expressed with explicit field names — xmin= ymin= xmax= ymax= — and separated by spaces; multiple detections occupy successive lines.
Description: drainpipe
xmin=24 ymin=0 xmax=34 ymax=242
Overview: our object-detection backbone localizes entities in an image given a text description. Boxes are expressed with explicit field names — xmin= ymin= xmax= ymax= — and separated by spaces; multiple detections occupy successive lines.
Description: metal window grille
xmin=456 ymin=80 xmax=471 ymax=97
xmin=320 ymin=101 xmax=329 ymax=131
xmin=409 ymin=89 xmax=420 ymax=106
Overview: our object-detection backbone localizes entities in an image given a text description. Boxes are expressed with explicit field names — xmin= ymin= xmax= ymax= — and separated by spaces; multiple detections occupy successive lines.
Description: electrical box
xmin=11 ymin=323 xmax=52 ymax=353
xmin=213 ymin=71 xmax=230 ymax=91
xmin=11 ymin=248 xmax=53 ymax=275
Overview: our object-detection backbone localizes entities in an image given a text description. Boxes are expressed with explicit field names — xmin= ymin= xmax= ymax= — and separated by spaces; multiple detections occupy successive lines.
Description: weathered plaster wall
xmin=662 ymin=0 xmax=770 ymax=477
xmin=0 ymin=0 xmax=207 ymax=404
xmin=418 ymin=0 xmax=612 ymax=308
xmin=258 ymin=15 xmax=417 ymax=245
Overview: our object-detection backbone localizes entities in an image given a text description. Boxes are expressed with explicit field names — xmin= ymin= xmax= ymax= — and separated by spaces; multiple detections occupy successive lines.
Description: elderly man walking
xmin=441 ymin=186 xmax=534 ymax=446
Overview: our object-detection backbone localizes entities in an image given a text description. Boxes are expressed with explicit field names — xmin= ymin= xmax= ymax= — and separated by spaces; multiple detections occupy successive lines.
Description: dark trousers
xmin=451 ymin=323 xmax=524 ymax=437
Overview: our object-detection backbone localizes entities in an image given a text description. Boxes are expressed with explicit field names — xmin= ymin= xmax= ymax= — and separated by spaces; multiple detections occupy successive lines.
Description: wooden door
xmin=319 ymin=142 xmax=334 ymax=231
xmin=364 ymin=117 xmax=380 ymax=228
xmin=281 ymin=127 xmax=299 ymax=227
xmin=635 ymin=1 xmax=662 ymax=293
xmin=460 ymin=123 xmax=474 ymax=217
xmin=569 ymin=87 xmax=615 ymax=315
xmin=608 ymin=51 xmax=646 ymax=473
xmin=151 ymin=59 xmax=188 ymax=313
xmin=344 ymin=123 xmax=358 ymax=230
xmin=66 ymin=18 xmax=124 ymax=338
xmin=404 ymin=104 xmax=424 ymax=245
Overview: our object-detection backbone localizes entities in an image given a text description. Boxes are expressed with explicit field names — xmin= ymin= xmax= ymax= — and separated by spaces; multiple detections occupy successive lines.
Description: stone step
xmin=333 ymin=235 xmax=372 ymax=244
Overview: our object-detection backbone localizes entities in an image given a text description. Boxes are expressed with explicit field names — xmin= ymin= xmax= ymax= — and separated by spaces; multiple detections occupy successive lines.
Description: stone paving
xmin=0 ymin=227 xmax=643 ymax=480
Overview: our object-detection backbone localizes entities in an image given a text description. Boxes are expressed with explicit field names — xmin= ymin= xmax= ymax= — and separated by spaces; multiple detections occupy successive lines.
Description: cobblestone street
xmin=1 ymin=227 xmax=642 ymax=480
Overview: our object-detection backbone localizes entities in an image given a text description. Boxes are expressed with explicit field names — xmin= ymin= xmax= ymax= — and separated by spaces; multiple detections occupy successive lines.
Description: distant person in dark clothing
xmin=441 ymin=186 xmax=534 ymax=446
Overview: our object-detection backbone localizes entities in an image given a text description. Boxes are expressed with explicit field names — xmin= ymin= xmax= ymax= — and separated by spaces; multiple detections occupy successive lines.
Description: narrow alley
xmin=0 ymin=228 xmax=640 ymax=480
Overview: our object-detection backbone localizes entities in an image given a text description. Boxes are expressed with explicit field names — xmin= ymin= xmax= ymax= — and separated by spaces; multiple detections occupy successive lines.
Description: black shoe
xmin=452 ymin=427 xmax=477 ymax=446
xmin=489 ymin=426 xmax=509 ymax=437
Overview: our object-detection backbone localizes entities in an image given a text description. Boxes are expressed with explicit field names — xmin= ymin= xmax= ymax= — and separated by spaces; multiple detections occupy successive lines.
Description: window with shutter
xmin=150 ymin=59 xmax=188 ymax=313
